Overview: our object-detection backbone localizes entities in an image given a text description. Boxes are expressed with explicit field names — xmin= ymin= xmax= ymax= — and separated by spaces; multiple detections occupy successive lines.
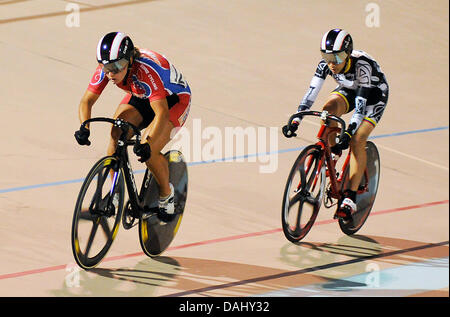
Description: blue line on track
xmin=0 ymin=126 xmax=448 ymax=194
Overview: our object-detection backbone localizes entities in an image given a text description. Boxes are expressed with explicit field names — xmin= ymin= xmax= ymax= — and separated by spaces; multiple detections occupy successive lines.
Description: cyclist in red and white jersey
xmin=75 ymin=32 xmax=191 ymax=216
xmin=283 ymin=28 xmax=389 ymax=219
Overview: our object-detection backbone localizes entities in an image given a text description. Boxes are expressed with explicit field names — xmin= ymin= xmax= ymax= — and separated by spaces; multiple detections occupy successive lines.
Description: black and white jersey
xmin=299 ymin=50 xmax=389 ymax=132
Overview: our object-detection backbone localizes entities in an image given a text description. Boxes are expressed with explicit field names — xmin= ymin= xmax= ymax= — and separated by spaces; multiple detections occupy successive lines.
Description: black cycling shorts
xmin=331 ymin=86 xmax=389 ymax=126
xmin=120 ymin=94 xmax=180 ymax=129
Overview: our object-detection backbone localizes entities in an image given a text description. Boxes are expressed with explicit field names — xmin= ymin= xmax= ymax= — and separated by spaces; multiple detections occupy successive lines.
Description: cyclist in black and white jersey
xmin=283 ymin=28 xmax=389 ymax=219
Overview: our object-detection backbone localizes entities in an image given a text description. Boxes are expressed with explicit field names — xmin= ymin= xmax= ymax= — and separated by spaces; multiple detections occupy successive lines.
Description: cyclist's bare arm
xmin=78 ymin=90 xmax=100 ymax=128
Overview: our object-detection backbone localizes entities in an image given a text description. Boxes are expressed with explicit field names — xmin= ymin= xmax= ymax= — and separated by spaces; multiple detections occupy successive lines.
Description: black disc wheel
xmin=338 ymin=141 xmax=380 ymax=235
xmin=139 ymin=151 xmax=188 ymax=257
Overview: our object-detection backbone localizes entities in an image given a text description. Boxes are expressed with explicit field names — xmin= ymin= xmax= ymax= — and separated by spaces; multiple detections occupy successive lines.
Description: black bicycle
xmin=71 ymin=117 xmax=188 ymax=270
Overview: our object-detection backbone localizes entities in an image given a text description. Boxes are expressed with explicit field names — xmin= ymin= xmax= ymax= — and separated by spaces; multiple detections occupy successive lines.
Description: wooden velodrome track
xmin=0 ymin=0 xmax=448 ymax=299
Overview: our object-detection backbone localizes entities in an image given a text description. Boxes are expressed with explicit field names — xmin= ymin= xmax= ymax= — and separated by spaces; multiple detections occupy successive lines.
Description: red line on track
xmin=0 ymin=199 xmax=448 ymax=281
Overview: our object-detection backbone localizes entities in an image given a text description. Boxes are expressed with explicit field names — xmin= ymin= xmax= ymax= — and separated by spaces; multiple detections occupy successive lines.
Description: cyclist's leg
xmin=144 ymin=93 xmax=191 ymax=198
xmin=143 ymin=119 xmax=173 ymax=198
xmin=348 ymin=121 xmax=375 ymax=191
xmin=107 ymin=94 xmax=147 ymax=156
xmin=322 ymin=88 xmax=354 ymax=146
xmin=348 ymin=89 xmax=388 ymax=194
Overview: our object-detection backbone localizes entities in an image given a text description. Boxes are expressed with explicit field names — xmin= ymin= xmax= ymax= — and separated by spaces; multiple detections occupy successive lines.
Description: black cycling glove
xmin=282 ymin=123 xmax=299 ymax=138
xmin=282 ymin=116 xmax=303 ymax=138
xmin=133 ymin=142 xmax=151 ymax=163
xmin=74 ymin=125 xmax=91 ymax=146
xmin=331 ymin=122 xmax=357 ymax=154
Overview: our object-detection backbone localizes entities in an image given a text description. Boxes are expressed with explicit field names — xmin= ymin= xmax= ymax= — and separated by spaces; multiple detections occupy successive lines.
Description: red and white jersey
xmin=88 ymin=49 xmax=190 ymax=102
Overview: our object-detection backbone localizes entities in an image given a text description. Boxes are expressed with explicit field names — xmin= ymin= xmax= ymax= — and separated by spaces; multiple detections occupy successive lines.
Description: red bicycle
xmin=281 ymin=110 xmax=380 ymax=243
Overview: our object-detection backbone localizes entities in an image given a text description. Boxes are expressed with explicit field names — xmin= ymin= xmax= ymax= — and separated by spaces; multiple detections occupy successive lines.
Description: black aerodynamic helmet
xmin=320 ymin=28 xmax=353 ymax=64
xmin=96 ymin=31 xmax=134 ymax=65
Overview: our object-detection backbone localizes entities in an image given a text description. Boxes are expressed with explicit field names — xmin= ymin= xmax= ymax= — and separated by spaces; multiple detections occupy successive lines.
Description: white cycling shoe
xmin=159 ymin=183 xmax=175 ymax=215
xmin=335 ymin=197 xmax=357 ymax=220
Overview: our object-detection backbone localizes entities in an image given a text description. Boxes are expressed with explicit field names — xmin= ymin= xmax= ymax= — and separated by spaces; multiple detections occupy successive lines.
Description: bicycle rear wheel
xmin=338 ymin=141 xmax=380 ymax=235
xmin=281 ymin=145 xmax=326 ymax=243
xmin=139 ymin=150 xmax=188 ymax=257
xmin=71 ymin=156 xmax=125 ymax=269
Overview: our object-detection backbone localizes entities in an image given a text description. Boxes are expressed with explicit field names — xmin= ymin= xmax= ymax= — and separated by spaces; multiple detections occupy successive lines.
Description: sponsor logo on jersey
xmin=90 ymin=68 xmax=105 ymax=86
xmin=131 ymin=74 xmax=152 ymax=98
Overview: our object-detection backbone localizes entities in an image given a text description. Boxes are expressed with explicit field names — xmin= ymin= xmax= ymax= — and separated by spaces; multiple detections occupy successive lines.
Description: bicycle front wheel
xmin=281 ymin=145 xmax=326 ymax=243
xmin=71 ymin=156 xmax=125 ymax=270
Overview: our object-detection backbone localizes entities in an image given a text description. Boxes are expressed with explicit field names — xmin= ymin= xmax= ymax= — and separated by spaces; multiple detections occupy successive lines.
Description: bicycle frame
xmin=288 ymin=111 xmax=368 ymax=202
xmin=316 ymin=124 xmax=344 ymax=198
xmin=117 ymin=140 xmax=144 ymax=213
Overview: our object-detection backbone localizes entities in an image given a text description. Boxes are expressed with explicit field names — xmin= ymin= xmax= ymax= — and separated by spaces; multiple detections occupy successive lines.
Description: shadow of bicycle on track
xmin=49 ymin=235 xmax=448 ymax=296
xmin=278 ymin=234 xmax=449 ymax=295
xmin=49 ymin=256 xmax=181 ymax=296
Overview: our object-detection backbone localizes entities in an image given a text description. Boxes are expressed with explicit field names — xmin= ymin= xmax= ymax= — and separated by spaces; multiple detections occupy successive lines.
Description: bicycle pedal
xmin=143 ymin=213 xmax=160 ymax=225
xmin=334 ymin=208 xmax=351 ymax=220
xmin=157 ymin=209 xmax=177 ymax=223
xmin=140 ymin=206 xmax=160 ymax=221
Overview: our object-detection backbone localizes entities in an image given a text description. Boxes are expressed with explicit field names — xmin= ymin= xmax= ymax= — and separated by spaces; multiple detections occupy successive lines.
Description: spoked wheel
xmin=338 ymin=141 xmax=380 ymax=235
xmin=139 ymin=150 xmax=188 ymax=257
xmin=282 ymin=145 xmax=326 ymax=243
xmin=71 ymin=156 xmax=125 ymax=270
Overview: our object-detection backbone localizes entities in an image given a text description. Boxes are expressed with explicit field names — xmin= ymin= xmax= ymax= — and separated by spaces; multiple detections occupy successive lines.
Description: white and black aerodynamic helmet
xmin=320 ymin=28 xmax=353 ymax=64
xmin=96 ymin=31 xmax=134 ymax=65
